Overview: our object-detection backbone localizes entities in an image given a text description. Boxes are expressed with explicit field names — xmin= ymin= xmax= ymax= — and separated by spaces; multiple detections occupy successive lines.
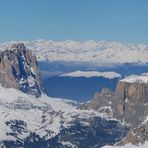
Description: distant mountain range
xmin=0 ymin=40 xmax=148 ymax=63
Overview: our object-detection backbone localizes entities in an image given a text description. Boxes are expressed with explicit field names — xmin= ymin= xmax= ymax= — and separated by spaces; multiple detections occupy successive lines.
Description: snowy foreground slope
xmin=0 ymin=85 xmax=77 ymax=140
xmin=0 ymin=40 xmax=148 ymax=63
xmin=1 ymin=83 xmax=148 ymax=147
xmin=0 ymin=85 xmax=128 ymax=148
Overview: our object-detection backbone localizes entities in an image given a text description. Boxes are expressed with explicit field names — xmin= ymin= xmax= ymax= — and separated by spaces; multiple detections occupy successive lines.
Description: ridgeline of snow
xmin=0 ymin=40 xmax=148 ymax=63
xmin=60 ymin=71 xmax=122 ymax=79
xmin=120 ymin=74 xmax=148 ymax=83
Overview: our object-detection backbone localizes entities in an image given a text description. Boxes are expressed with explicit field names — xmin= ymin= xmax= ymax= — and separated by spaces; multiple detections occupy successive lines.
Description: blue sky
xmin=0 ymin=0 xmax=148 ymax=44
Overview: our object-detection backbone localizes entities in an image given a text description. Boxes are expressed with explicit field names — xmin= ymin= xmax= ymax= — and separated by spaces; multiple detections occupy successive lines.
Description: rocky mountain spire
xmin=0 ymin=43 xmax=44 ymax=97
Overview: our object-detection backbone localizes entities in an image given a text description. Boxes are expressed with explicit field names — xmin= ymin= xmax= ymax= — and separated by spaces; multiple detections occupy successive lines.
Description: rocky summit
xmin=0 ymin=43 xmax=43 ymax=97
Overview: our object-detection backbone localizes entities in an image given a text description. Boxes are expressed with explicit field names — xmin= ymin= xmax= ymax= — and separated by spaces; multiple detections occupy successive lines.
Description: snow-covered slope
xmin=0 ymin=85 xmax=87 ymax=141
xmin=61 ymin=71 xmax=121 ymax=79
xmin=1 ymin=78 xmax=147 ymax=147
xmin=0 ymin=85 xmax=128 ymax=147
xmin=0 ymin=40 xmax=148 ymax=63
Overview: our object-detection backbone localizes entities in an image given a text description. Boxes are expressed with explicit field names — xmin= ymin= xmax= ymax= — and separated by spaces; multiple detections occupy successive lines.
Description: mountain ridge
xmin=0 ymin=40 xmax=148 ymax=63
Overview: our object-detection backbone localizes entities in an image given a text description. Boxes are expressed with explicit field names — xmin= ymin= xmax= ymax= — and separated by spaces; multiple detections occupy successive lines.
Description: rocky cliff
xmin=81 ymin=75 xmax=148 ymax=145
xmin=115 ymin=80 xmax=148 ymax=125
xmin=115 ymin=77 xmax=148 ymax=145
xmin=0 ymin=43 xmax=43 ymax=97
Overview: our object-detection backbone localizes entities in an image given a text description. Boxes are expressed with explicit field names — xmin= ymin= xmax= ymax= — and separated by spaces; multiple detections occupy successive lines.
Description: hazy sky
xmin=0 ymin=0 xmax=148 ymax=44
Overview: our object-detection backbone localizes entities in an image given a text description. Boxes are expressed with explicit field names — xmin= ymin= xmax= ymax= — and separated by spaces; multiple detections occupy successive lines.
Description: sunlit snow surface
xmin=60 ymin=70 xmax=121 ymax=79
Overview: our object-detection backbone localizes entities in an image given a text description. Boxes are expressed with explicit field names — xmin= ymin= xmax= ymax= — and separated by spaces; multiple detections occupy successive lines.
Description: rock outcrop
xmin=115 ymin=80 xmax=148 ymax=125
xmin=115 ymin=79 xmax=148 ymax=145
xmin=0 ymin=43 xmax=43 ymax=97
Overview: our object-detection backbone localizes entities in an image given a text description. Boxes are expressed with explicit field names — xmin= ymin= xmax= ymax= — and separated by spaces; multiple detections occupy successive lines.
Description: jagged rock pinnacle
xmin=0 ymin=43 xmax=44 ymax=97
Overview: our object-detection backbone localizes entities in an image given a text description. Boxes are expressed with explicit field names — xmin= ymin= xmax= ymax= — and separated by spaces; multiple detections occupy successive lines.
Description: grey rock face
xmin=0 ymin=43 xmax=43 ymax=97
xmin=114 ymin=81 xmax=148 ymax=145
xmin=81 ymin=88 xmax=116 ymax=117
xmin=82 ymin=81 xmax=148 ymax=124
xmin=115 ymin=81 xmax=148 ymax=125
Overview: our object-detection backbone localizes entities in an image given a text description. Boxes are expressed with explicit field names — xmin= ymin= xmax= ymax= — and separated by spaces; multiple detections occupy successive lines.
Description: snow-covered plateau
xmin=60 ymin=70 xmax=122 ymax=79
xmin=120 ymin=74 xmax=148 ymax=83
